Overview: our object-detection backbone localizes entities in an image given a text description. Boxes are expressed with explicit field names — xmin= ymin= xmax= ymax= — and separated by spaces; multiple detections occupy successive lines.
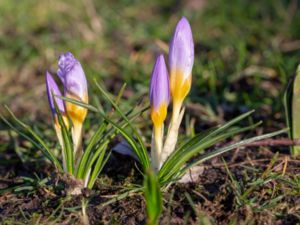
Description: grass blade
xmin=291 ymin=65 xmax=300 ymax=155
xmin=144 ymin=169 xmax=162 ymax=225
xmin=76 ymin=122 xmax=108 ymax=178
xmin=1 ymin=107 xmax=62 ymax=171
xmin=53 ymin=99 xmax=74 ymax=174
xmin=100 ymin=113 xmax=150 ymax=170
xmin=87 ymin=148 xmax=111 ymax=189
xmin=176 ymin=129 xmax=288 ymax=182
xmin=94 ymin=80 xmax=150 ymax=168
xmin=159 ymin=120 xmax=261 ymax=183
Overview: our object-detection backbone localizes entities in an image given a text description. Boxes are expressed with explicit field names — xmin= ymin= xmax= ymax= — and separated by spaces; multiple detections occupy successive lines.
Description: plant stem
xmin=160 ymin=104 xmax=185 ymax=167
xmin=151 ymin=124 xmax=163 ymax=172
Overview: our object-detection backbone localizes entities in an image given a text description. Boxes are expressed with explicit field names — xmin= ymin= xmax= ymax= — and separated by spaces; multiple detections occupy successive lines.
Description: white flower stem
xmin=160 ymin=102 xmax=185 ymax=168
xmin=72 ymin=122 xmax=83 ymax=164
xmin=151 ymin=124 xmax=164 ymax=172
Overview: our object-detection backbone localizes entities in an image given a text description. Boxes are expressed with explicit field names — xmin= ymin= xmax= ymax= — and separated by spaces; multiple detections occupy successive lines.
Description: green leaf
xmin=94 ymin=80 xmax=150 ymax=170
xmin=57 ymin=95 xmax=99 ymax=112
xmin=102 ymin=187 xmax=143 ymax=207
xmin=76 ymin=122 xmax=107 ymax=178
xmin=176 ymin=129 xmax=288 ymax=183
xmin=159 ymin=111 xmax=257 ymax=183
xmin=100 ymin=113 xmax=150 ymax=170
xmin=291 ymin=65 xmax=300 ymax=156
xmin=82 ymin=142 xmax=107 ymax=180
xmin=159 ymin=124 xmax=259 ymax=184
xmin=1 ymin=106 xmax=62 ymax=171
xmin=144 ymin=169 xmax=162 ymax=225
xmin=87 ymin=147 xmax=111 ymax=189
xmin=60 ymin=94 xmax=150 ymax=173
xmin=53 ymin=98 xmax=74 ymax=174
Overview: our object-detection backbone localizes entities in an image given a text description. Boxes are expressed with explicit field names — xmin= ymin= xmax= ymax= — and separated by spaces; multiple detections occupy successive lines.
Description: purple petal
xmin=169 ymin=17 xmax=194 ymax=79
xmin=57 ymin=52 xmax=88 ymax=100
xmin=149 ymin=54 xmax=170 ymax=110
xmin=46 ymin=71 xmax=65 ymax=115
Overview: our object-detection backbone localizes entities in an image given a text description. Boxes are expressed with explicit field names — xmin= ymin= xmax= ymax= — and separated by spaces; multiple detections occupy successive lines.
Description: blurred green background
xmin=0 ymin=0 xmax=299 ymax=129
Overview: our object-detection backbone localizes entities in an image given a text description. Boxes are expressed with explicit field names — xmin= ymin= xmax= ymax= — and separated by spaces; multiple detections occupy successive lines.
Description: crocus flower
xmin=57 ymin=52 xmax=88 ymax=160
xmin=161 ymin=17 xmax=194 ymax=166
xmin=46 ymin=71 xmax=65 ymax=117
xmin=150 ymin=55 xmax=170 ymax=128
xmin=149 ymin=55 xmax=170 ymax=171
xmin=46 ymin=71 xmax=69 ymax=171
xmin=169 ymin=16 xmax=194 ymax=115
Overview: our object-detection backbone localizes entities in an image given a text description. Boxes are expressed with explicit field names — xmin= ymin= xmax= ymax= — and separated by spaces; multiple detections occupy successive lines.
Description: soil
xmin=0 ymin=143 xmax=299 ymax=225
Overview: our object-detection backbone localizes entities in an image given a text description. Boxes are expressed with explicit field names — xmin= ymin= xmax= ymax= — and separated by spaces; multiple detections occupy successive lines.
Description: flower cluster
xmin=2 ymin=16 xmax=284 ymax=200
xmin=149 ymin=17 xmax=194 ymax=171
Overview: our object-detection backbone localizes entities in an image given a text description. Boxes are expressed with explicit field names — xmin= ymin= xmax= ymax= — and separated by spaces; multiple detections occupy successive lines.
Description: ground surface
xmin=0 ymin=147 xmax=299 ymax=224
xmin=0 ymin=0 xmax=300 ymax=224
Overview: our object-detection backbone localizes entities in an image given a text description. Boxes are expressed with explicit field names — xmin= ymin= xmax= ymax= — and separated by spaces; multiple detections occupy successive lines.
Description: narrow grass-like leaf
xmin=174 ymin=129 xmax=288 ymax=183
xmin=94 ymin=80 xmax=150 ymax=169
xmin=102 ymin=187 xmax=143 ymax=207
xmin=115 ymin=83 xmax=127 ymax=105
xmin=82 ymin=142 xmax=107 ymax=180
xmin=100 ymin=113 xmax=150 ymax=170
xmin=223 ymin=158 xmax=242 ymax=205
xmin=58 ymin=93 xmax=148 ymax=141
xmin=57 ymin=95 xmax=99 ymax=112
xmin=159 ymin=111 xmax=257 ymax=176
xmin=291 ymin=65 xmax=300 ymax=155
xmin=76 ymin=122 xmax=107 ymax=178
xmin=53 ymin=99 xmax=74 ymax=174
xmin=191 ymin=110 xmax=255 ymax=146
xmin=1 ymin=115 xmax=53 ymax=164
xmin=169 ymin=110 xmax=255 ymax=165
xmin=93 ymin=105 xmax=149 ymax=149
xmin=60 ymin=94 xmax=150 ymax=172
xmin=1 ymin=107 xmax=62 ymax=171
xmin=159 ymin=114 xmax=260 ymax=183
xmin=79 ymin=83 xmax=126 ymax=179
xmin=87 ymin=148 xmax=111 ymax=189
xmin=144 ymin=169 xmax=162 ymax=225
xmin=159 ymin=125 xmax=256 ymax=184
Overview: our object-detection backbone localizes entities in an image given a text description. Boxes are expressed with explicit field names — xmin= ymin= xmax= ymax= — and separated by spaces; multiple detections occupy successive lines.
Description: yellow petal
xmin=151 ymin=102 xmax=168 ymax=127
xmin=65 ymin=93 xmax=88 ymax=124
xmin=170 ymin=70 xmax=191 ymax=104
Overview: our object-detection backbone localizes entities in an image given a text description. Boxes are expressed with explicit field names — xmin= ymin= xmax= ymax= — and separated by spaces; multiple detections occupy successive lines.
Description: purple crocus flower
xmin=57 ymin=52 xmax=88 ymax=103
xmin=57 ymin=52 xmax=88 ymax=124
xmin=149 ymin=54 xmax=170 ymax=171
xmin=57 ymin=52 xmax=88 ymax=159
xmin=169 ymin=17 xmax=194 ymax=104
xmin=150 ymin=54 xmax=170 ymax=127
xmin=160 ymin=17 xmax=194 ymax=167
xmin=46 ymin=71 xmax=65 ymax=116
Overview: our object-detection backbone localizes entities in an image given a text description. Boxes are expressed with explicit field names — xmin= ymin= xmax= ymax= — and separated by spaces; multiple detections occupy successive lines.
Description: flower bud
xmin=46 ymin=71 xmax=65 ymax=116
xmin=57 ymin=52 xmax=88 ymax=160
xmin=149 ymin=54 xmax=170 ymax=171
xmin=150 ymin=55 xmax=170 ymax=128
xmin=57 ymin=52 xmax=88 ymax=125
xmin=169 ymin=17 xmax=194 ymax=105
